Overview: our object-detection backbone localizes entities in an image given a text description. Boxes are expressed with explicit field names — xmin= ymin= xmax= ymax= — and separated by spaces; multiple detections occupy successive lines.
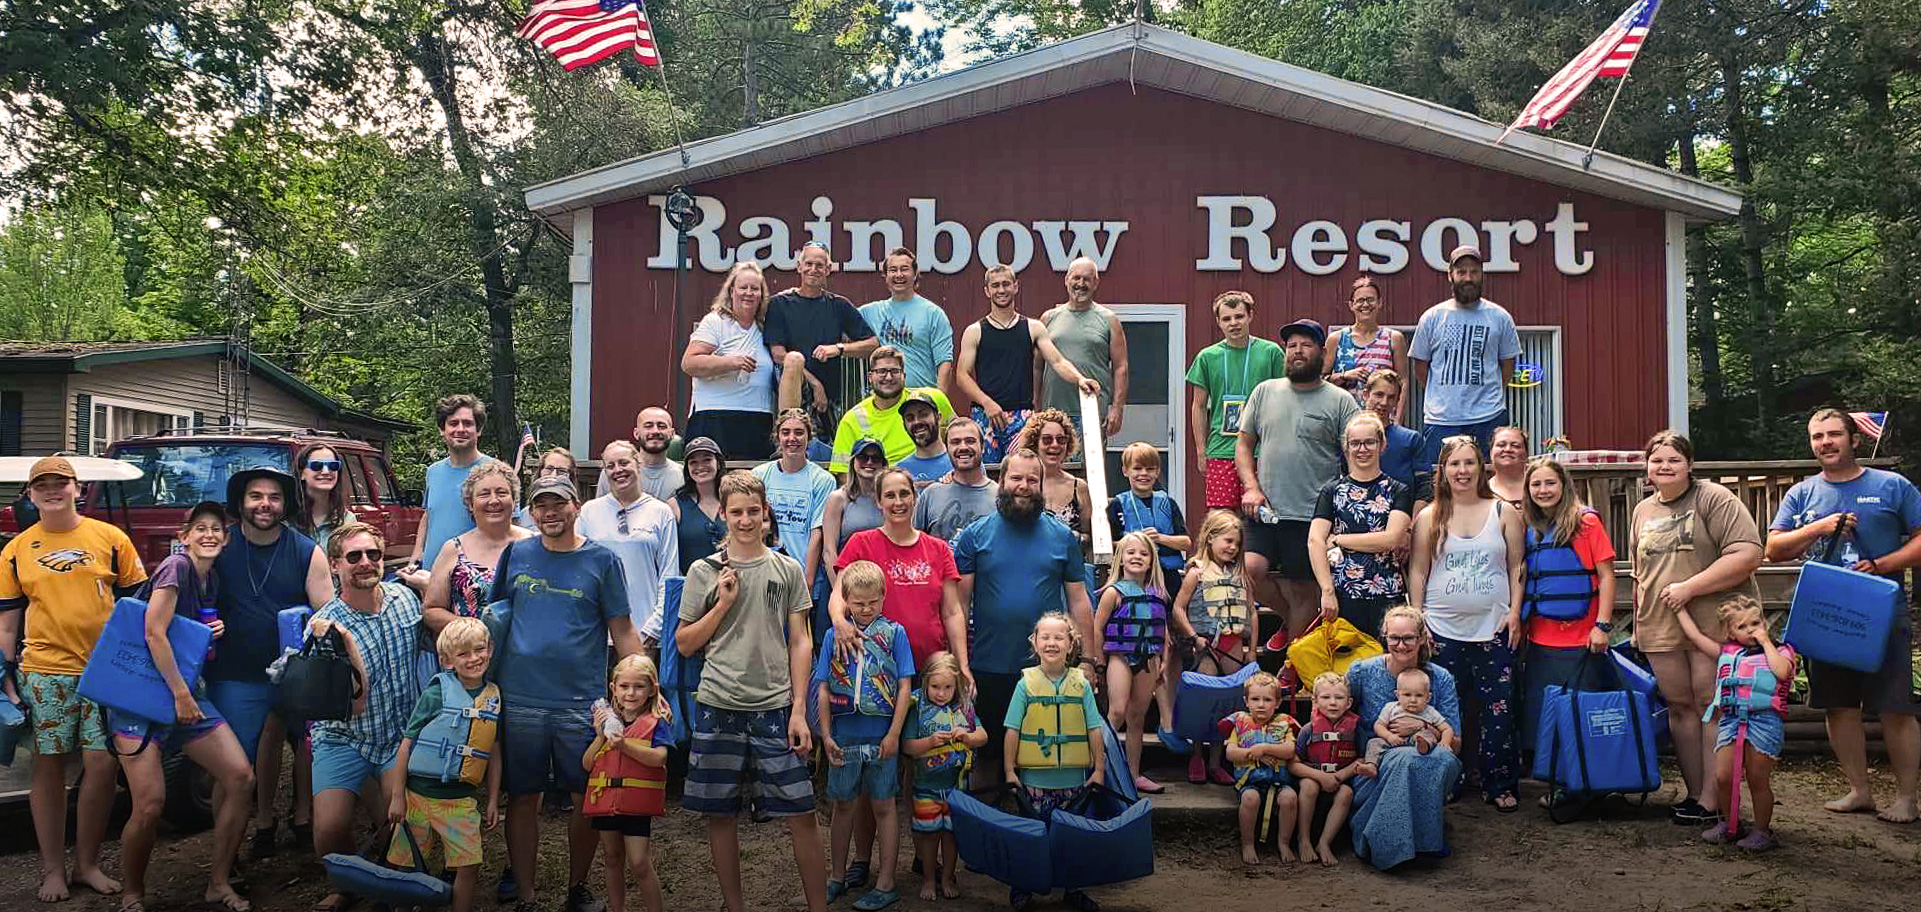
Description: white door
xmin=1101 ymin=305 xmax=1186 ymax=506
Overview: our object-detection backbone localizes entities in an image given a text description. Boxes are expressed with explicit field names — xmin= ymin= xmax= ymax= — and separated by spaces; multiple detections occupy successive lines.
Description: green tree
xmin=0 ymin=204 xmax=135 ymax=340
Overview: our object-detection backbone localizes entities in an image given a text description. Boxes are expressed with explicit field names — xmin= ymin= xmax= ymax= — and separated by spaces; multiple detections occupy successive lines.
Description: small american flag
xmin=1501 ymin=0 xmax=1661 ymax=139
xmin=520 ymin=423 xmax=538 ymax=450
xmin=1850 ymin=411 xmax=1888 ymax=441
xmin=518 ymin=0 xmax=660 ymax=70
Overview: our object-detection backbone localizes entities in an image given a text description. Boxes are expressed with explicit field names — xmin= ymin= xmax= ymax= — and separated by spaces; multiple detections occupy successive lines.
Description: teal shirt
xmin=861 ymin=294 xmax=955 ymax=389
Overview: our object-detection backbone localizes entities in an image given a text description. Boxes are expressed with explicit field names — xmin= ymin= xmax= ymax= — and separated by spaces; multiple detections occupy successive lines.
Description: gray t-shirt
xmin=1408 ymin=299 xmax=1522 ymax=425
xmin=915 ymin=480 xmax=999 ymax=542
xmin=679 ymin=550 xmax=811 ymax=713
xmin=1040 ymin=303 xmax=1116 ymax=417
xmin=1238 ymin=380 xmax=1359 ymax=520
xmin=595 ymin=459 xmax=685 ymax=502
xmin=838 ymin=493 xmax=885 ymax=549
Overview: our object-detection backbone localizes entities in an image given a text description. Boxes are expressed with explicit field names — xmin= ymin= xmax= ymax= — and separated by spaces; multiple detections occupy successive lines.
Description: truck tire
xmin=161 ymin=751 xmax=215 ymax=832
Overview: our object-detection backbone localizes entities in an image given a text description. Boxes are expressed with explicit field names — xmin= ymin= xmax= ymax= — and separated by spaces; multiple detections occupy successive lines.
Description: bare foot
xmin=919 ymin=882 xmax=937 ymax=902
xmin=206 ymin=885 xmax=253 ymax=912
xmin=38 ymin=870 xmax=70 ymax=903
xmin=119 ymin=897 xmax=146 ymax=912
xmin=1824 ymin=790 xmax=1877 ymax=814
xmin=1877 ymin=797 xmax=1918 ymax=824
xmin=72 ymin=868 xmax=121 ymax=896
xmin=1295 ymin=841 xmax=1319 ymax=866
xmin=1240 ymin=845 xmax=1260 ymax=866
xmin=1278 ymin=845 xmax=1298 ymax=864
xmin=942 ymin=877 xmax=961 ymax=899
xmin=1316 ymin=842 xmax=1339 ymax=867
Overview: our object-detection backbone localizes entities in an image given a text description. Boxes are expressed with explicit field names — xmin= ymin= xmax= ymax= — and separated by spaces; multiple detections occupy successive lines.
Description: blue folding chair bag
xmin=279 ymin=606 xmax=314 ymax=654
xmin=951 ymin=789 xmax=1054 ymax=894
xmin=1049 ymin=790 xmax=1154 ymax=890
xmin=1532 ymin=656 xmax=1660 ymax=801
xmin=657 ymin=576 xmax=700 ymax=745
xmin=1784 ymin=560 xmax=1901 ymax=673
xmin=322 ymin=825 xmax=452 ymax=907
xmin=1610 ymin=646 xmax=1668 ymax=742
xmin=78 ymin=598 xmax=213 ymax=724
xmin=1173 ymin=661 xmax=1259 ymax=744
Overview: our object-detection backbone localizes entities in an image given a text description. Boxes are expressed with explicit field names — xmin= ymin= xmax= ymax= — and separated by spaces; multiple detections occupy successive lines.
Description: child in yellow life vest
xmin=382 ymin=617 xmax=501 ymax=912
xmin=901 ymin=651 xmax=986 ymax=902
xmin=582 ymin=654 xmax=672 ymax=912
xmin=1171 ymin=510 xmax=1255 ymax=785
xmin=1002 ymin=612 xmax=1105 ymax=912
xmin=1220 ymin=671 xmax=1299 ymax=865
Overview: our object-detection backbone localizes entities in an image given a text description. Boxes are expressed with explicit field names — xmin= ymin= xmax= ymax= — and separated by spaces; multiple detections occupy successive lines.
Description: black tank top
xmin=975 ymin=314 xmax=1036 ymax=410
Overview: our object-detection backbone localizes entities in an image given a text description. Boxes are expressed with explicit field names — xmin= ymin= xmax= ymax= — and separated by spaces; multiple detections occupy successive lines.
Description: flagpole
xmin=1581 ymin=0 xmax=1663 ymax=169
xmin=638 ymin=3 xmax=692 ymax=170
xmin=1873 ymin=414 xmax=1889 ymax=459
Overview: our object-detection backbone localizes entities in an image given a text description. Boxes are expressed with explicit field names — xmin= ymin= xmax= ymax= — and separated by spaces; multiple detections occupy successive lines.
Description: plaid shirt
xmin=310 ymin=582 xmax=426 ymax=763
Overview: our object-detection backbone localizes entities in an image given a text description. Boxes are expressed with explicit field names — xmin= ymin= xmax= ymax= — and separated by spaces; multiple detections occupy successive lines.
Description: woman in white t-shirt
xmin=1407 ymin=435 xmax=1526 ymax=812
xmin=681 ymin=261 xmax=778 ymax=460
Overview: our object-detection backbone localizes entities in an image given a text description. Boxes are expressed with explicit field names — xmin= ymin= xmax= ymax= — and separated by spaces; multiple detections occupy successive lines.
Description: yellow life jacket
xmin=1015 ymin=666 xmax=1092 ymax=769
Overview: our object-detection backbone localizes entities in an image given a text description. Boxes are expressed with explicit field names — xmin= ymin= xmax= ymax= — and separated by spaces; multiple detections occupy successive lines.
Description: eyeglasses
xmin=306 ymin=459 xmax=342 ymax=473
xmin=340 ymin=548 xmax=382 ymax=566
xmin=538 ymin=465 xmax=572 ymax=476
xmin=1383 ymin=634 xmax=1421 ymax=646
xmin=1038 ymin=435 xmax=1072 ymax=445
xmin=1345 ymin=439 xmax=1382 ymax=450
xmin=869 ymin=367 xmax=904 ymax=377
xmin=854 ymin=452 xmax=886 ymax=463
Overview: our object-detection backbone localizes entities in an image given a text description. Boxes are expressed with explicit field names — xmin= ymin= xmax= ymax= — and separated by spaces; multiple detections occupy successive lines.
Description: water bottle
xmin=594 ymin=699 xmax=624 ymax=739
xmin=198 ymin=606 xmax=220 ymax=660
xmin=1256 ymin=504 xmax=1281 ymax=525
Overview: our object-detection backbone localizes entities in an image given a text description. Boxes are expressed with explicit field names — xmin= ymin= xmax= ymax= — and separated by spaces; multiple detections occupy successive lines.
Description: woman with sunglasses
xmin=674 ymin=437 xmax=727 ymax=573
xmin=1344 ymin=605 xmax=1462 ymax=869
xmin=823 ymin=437 xmax=889 ymax=589
xmin=1325 ymin=276 xmax=1407 ymax=417
xmin=292 ymin=443 xmax=357 ymax=552
xmin=1407 ymin=435 xmax=1525 ymax=813
xmin=1017 ymin=408 xmax=1092 ymax=554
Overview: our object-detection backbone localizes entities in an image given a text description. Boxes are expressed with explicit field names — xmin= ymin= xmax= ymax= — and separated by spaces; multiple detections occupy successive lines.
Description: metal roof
xmin=526 ymin=22 xmax=1741 ymax=222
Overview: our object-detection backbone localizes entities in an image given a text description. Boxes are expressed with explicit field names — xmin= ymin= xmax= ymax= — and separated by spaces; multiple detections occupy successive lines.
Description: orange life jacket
xmin=583 ymin=714 xmax=667 ymax=818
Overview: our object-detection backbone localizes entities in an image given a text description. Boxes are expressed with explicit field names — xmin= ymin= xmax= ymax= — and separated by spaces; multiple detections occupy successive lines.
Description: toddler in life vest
xmin=1677 ymin=594 xmax=1796 ymax=852
xmin=382 ymin=617 xmax=501 ymax=912
xmin=1288 ymin=672 xmax=1373 ymax=866
xmin=901 ymin=651 xmax=987 ymax=901
xmin=1095 ymin=531 xmax=1174 ymax=796
xmin=1220 ymin=671 xmax=1300 ymax=864
xmin=1364 ymin=668 xmax=1454 ymax=766
xmin=582 ymin=654 xmax=673 ymax=912
xmin=1003 ymin=612 xmax=1106 ymax=912
xmin=1171 ymin=510 xmax=1255 ymax=785
xmin=813 ymin=561 xmax=915 ymax=910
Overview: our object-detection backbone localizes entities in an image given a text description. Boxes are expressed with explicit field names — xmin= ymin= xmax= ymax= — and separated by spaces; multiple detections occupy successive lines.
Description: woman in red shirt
xmin=1518 ymin=457 xmax=1618 ymax=765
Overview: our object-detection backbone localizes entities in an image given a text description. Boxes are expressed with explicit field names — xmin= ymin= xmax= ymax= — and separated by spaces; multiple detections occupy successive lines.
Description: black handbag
xmin=279 ymin=628 xmax=364 ymax=722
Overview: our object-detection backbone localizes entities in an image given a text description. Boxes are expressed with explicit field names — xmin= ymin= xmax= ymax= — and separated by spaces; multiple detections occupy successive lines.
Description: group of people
xmin=0 ymin=240 xmax=1917 ymax=912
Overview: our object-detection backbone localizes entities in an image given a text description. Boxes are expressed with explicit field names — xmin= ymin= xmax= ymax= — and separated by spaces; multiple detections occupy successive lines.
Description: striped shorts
xmin=683 ymin=705 xmax=815 ymax=818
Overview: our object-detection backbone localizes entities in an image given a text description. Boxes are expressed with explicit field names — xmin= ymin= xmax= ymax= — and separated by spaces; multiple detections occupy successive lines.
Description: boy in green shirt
xmin=1186 ymin=291 xmax=1285 ymax=509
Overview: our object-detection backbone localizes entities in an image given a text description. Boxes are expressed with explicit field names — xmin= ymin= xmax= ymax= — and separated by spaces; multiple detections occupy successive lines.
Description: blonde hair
xmin=1017 ymin=408 xmax=1078 ymax=459
xmin=1343 ymin=411 xmax=1386 ymax=447
xmin=1244 ymin=671 xmax=1282 ymax=699
xmin=462 ymin=459 xmax=522 ymax=507
xmin=610 ymin=654 xmax=670 ymax=723
xmin=1429 ymin=436 xmax=1495 ymax=561
xmin=1365 ymin=369 xmax=1404 ymax=394
xmin=1396 ymin=667 xmax=1432 ymax=693
xmin=1030 ymin=611 xmax=1084 ymax=667
xmin=1522 ymin=457 xmax=1589 ymax=547
xmin=920 ymin=651 xmax=965 ymax=695
xmin=1192 ymin=509 xmax=1245 ymax=576
xmin=870 ymin=345 xmax=906 ymax=370
xmin=708 ymin=262 xmax=767 ymax=325
xmin=1311 ymin=671 xmax=1349 ymax=698
xmin=1714 ymin=593 xmax=1765 ymax=632
xmin=1379 ymin=604 xmax=1435 ymax=667
xmin=436 ymin=616 xmax=491 ymax=660
xmin=1105 ymin=530 xmax=1167 ymax=593
xmin=1120 ymin=441 xmax=1161 ymax=472
xmin=839 ymin=559 xmax=886 ymax=601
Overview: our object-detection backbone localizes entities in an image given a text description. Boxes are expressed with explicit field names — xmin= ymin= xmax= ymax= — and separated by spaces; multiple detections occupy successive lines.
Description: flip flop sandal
xmin=1492 ymin=792 xmax=1520 ymax=813
xmin=853 ymin=888 xmax=899 ymax=911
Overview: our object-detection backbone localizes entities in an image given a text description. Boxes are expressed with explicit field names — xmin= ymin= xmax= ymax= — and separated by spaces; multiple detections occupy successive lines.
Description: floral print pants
xmin=1431 ymin=634 xmax=1519 ymax=799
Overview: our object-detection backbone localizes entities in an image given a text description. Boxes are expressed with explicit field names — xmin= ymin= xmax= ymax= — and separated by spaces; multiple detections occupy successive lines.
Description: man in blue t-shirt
xmin=1766 ymin=408 xmax=1921 ymax=824
xmin=1364 ymin=370 xmax=1432 ymax=504
xmin=1408 ymin=245 xmax=1521 ymax=470
xmin=952 ymin=448 xmax=1096 ymax=786
xmin=488 ymin=474 xmax=642 ymax=912
xmin=403 ymin=394 xmax=494 ymax=589
xmin=893 ymin=392 xmax=952 ymax=485
xmin=860 ymin=247 xmax=955 ymax=392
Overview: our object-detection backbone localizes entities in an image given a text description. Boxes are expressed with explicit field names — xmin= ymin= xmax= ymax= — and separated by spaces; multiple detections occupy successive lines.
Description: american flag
xmin=520 ymin=423 xmax=538 ymax=450
xmin=1850 ymin=411 xmax=1888 ymax=441
xmin=517 ymin=0 xmax=660 ymax=70
xmin=1500 ymin=0 xmax=1661 ymax=140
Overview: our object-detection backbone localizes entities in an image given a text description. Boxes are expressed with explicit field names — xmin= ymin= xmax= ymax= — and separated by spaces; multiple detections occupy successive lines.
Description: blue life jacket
xmin=826 ymin=617 xmax=903 ymax=718
xmin=405 ymin=672 xmax=501 ymax=788
xmin=1704 ymin=646 xmax=1782 ymax=722
xmin=1101 ymin=579 xmax=1167 ymax=658
xmin=1522 ymin=513 xmax=1599 ymax=621
xmin=1116 ymin=492 xmax=1185 ymax=572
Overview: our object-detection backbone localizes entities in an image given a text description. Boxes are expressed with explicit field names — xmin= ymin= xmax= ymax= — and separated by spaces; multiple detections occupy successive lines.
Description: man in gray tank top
xmin=1037 ymin=257 xmax=1129 ymax=438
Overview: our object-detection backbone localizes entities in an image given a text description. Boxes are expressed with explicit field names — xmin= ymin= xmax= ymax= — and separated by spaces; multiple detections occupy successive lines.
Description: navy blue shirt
xmin=1380 ymin=423 xmax=1431 ymax=501
xmin=488 ymin=538 xmax=630 ymax=709
xmin=208 ymin=525 xmax=317 ymax=683
xmin=952 ymin=512 xmax=1083 ymax=675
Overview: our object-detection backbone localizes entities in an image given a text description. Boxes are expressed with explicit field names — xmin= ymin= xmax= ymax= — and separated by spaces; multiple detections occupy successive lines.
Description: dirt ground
xmin=2 ymin=755 xmax=1917 ymax=912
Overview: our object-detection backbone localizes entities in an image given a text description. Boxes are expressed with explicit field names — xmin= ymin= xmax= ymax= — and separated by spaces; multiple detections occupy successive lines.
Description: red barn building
xmin=527 ymin=23 xmax=1739 ymax=513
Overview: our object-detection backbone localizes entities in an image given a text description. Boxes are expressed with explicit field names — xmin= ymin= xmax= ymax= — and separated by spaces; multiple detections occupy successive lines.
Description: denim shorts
xmin=205 ymin=679 xmax=278 ymax=763
xmin=825 ymin=737 xmax=900 ymax=802
xmin=1716 ymin=710 xmax=1784 ymax=760
xmin=500 ymin=701 xmax=594 ymax=796
xmin=311 ymin=735 xmax=398 ymax=795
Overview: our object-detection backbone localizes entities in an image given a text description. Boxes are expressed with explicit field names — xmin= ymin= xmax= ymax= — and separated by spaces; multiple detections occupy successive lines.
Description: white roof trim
xmin=526 ymin=23 xmax=1741 ymax=221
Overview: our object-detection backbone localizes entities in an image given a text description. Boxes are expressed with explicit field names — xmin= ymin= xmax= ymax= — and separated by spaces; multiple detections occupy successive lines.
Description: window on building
xmin=1400 ymin=327 xmax=1562 ymax=453
xmin=88 ymin=400 xmax=194 ymax=455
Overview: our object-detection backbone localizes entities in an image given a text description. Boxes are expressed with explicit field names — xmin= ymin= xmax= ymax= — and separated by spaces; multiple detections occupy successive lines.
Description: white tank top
xmin=1422 ymin=501 xmax=1511 ymax=642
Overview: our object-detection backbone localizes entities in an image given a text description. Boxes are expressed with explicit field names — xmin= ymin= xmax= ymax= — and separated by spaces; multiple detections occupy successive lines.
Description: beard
xmin=638 ymin=436 xmax=670 ymax=455
xmin=1285 ymin=355 xmax=1322 ymax=383
xmin=997 ymin=488 xmax=1041 ymax=524
xmin=1452 ymin=280 xmax=1482 ymax=304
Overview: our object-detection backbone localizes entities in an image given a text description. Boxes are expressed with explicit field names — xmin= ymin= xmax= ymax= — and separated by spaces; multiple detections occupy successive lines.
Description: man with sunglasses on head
xmin=767 ymin=242 xmax=879 ymax=451
xmin=829 ymin=346 xmax=955 ymax=475
xmin=577 ymin=440 xmax=679 ymax=654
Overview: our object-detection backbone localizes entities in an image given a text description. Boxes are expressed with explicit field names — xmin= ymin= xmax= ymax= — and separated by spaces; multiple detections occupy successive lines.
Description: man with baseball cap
xmin=894 ymin=391 xmax=953 ymax=484
xmin=0 ymin=455 xmax=148 ymax=902
xmin=489 ymin=473 xmax=642 ymax=912
xmin=1409 ymin=244 xmax=1523 ymax=469
xmin=1235 ymin=319 xmax=1360 ymax=644
xmin=830 ymin=346 xmax=955 ymax=473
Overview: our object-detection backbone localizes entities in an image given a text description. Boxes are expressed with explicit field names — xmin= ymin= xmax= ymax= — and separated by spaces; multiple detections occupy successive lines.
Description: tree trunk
xmin=413 ymin=27 xmax=520 ymax=457
xmin=742 ymin=38 xmax=759 ymax=127
xmin=1675 ymin=127 xmax=1723 ymax=411
xmin=1720 ymin=53 xmax=1775 ymax=425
